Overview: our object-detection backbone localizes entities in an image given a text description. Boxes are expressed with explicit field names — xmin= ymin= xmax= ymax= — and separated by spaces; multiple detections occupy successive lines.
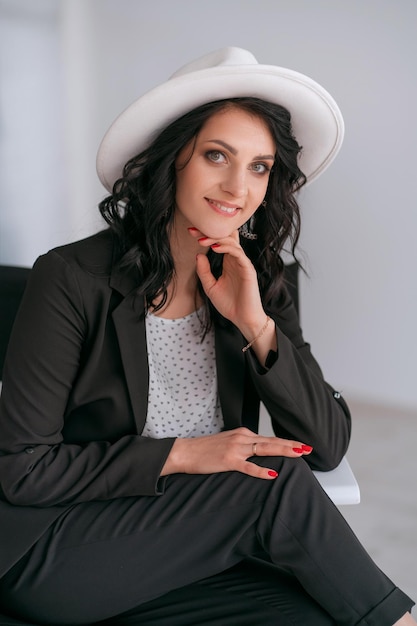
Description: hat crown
xmin=170 ymin=47 xmax=258 ymax=79
xmin=97 ymin=47 xmax=344 ymax=191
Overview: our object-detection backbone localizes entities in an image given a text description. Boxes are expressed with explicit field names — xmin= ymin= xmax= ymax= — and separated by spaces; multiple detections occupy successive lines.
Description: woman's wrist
xmin=242 ymin=316 xmax=271 ymax=353
xmin=240 ymin=316 xmax=277 ymax=367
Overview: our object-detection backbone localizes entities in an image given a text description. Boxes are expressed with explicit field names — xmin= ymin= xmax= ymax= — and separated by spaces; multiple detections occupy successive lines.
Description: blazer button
xmin=333 ymin=391 xmax=341 ymax=399
xmin=25 ymin=447 xmax=35 ymax=454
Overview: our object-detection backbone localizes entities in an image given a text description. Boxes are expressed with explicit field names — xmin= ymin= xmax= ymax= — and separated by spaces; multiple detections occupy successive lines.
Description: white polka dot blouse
xmin=143 ymin=308 xmax=224 ymax=439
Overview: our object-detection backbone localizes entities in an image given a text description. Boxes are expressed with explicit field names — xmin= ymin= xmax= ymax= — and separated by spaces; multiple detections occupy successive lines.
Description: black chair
xmin=0 ymin=266 xmax=31 ymax=380
xmin=0 ymin=266 xmax=37 ymax=625
xmin=0 ymin=616 xmax=37 ymax=626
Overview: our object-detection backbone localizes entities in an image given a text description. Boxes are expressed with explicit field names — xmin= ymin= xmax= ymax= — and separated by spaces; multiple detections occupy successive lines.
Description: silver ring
xmin=252 ymin=442 xmax=257 ymax=457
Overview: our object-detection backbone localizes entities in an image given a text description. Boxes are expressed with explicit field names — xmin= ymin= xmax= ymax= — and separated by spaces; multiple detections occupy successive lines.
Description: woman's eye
xmin=251 ymin=162 xmax=270 ymax=174
xmin=206 ymin=150 xmax=226 ymax=163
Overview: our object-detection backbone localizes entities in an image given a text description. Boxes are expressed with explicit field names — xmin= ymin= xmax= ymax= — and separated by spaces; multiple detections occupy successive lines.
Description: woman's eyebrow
xmin=205 ymin=139 xmax=275 ymax=161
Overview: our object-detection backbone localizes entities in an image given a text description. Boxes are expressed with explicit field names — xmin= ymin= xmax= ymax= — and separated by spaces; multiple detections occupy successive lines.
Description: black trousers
xmin=0 ymin=457 xmax=413 ymax=625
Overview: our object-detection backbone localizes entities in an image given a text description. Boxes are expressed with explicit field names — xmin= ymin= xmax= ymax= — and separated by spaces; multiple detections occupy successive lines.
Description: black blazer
xmin=0 ymin=229 xmax=351 ymax=577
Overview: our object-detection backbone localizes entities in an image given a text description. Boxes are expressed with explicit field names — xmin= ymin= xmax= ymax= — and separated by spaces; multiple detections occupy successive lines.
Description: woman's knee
xmin=254 ymin=455 xmax=316 ymax=482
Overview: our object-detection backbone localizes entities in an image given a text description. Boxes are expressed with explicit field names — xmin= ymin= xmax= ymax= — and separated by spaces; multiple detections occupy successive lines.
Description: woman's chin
xmin=201 ymin=226 xmax=237 ymax=241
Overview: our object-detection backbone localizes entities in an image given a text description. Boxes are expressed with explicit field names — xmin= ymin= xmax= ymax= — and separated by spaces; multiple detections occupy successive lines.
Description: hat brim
xmin=96 ymin=64 xmax=344 ymax=192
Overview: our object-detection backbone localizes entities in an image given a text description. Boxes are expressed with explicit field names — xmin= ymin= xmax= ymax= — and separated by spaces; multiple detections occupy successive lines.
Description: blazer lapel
xmin=215 ymin=321 xmax=245 ymax=430
xmin=110 ymin=262 xmax=247 ymax=434
xmin=110 ymin=268 xmax=149 ymax=434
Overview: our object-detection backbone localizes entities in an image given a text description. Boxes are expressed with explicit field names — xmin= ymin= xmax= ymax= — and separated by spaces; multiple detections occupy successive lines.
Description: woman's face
xmin=174 ymin=106 xmax=276 ymax=241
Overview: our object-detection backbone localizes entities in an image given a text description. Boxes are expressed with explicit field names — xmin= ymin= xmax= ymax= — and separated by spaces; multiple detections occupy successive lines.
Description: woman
xmin=0 ymin=47 xmax=414 ymax=625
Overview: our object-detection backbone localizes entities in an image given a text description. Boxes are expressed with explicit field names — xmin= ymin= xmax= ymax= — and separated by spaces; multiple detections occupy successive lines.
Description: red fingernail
xmin=292 ymin=447 xmax=304 ymax=453
xmin=188 ymin=227 xmax=198 ymax=233
xmin=211 ymin=243 xmax=221 ymax=248
xmin=198 ymin=237 xmax=208 ymax=243
xmin=301 ymin=445 xmax=313 ymax=452
xmin=268 ymin=470 xmax=278 ymax=477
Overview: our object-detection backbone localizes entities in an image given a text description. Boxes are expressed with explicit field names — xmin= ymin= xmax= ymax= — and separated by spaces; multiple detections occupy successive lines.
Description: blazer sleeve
xmin=246 ymin=287 xmax=351 ymax=471
xmin=0 ymin=252 xmax=175 ymax=507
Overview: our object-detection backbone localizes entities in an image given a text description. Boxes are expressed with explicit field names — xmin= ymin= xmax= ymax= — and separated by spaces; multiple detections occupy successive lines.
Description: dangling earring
xmin=239 ymin=215 xmax=258 ymax=240
xmin=261 ymin=200 xmax=267 ymax=207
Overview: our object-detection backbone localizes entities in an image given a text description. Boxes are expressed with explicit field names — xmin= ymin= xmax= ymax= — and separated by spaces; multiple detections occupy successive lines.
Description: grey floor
xmin=340 ymin=400 xmax=417 ymax=615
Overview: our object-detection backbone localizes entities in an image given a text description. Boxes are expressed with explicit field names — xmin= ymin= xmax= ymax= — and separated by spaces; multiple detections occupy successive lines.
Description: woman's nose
xmin=220 ymin=167 xmax=248 ymax=198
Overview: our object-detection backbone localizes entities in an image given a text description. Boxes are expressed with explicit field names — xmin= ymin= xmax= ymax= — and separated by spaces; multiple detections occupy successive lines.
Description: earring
xmin=261 ymin=200 xmax=267 ymax=207
xmin=239 ymin=215 xmax=258 ymax=240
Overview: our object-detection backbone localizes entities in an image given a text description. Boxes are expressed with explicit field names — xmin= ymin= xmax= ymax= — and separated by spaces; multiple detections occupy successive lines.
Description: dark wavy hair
xmin=99 ymin=97 xmax=306 ymax=317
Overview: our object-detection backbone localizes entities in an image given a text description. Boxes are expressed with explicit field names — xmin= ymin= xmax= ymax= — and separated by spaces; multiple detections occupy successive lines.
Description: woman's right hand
xmin=160 ymin=427 xmax=313 ymax=480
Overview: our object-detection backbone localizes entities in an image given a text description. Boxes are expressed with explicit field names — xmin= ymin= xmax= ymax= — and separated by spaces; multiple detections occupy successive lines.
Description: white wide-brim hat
xmin=96 ymin=47 xmax=344 ymax=192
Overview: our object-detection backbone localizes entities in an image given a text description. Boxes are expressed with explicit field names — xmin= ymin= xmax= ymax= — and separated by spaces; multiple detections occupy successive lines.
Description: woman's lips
xmin=206 ymin=198 xmax=241 ymax=217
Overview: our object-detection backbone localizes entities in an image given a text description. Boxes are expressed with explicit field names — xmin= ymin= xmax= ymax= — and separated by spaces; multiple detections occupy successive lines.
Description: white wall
xmin=1 ymin=0 xmax=416 ymax=411
xmin=0 ymin=0 xmax=69 ymax=264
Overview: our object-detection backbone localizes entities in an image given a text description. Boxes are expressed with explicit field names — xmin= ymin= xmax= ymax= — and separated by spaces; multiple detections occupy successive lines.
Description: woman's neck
xmin=152 ymin=282 xmax=203 ymax=319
